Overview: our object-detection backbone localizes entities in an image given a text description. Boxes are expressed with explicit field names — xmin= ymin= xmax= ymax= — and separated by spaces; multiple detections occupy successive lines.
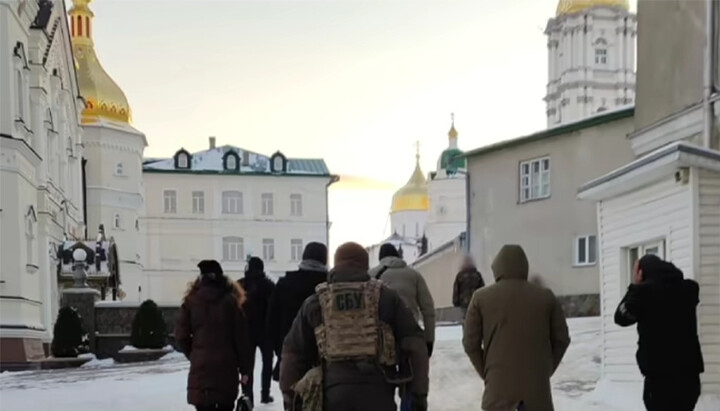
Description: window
xmin=26 ymin=218 xmax=34 ymax=265
xmin=626 ymin=240 xmax=666 ymax=286
xmin=520 ymin=157 xmax=550 ymax=202
xmin=263 ymin=238 xmax=275 ymax=261
xmin=290 ymin=194 xmax=303 ymax=216
xmin=177 ymin=154 xmax=189 ymax=168
xmin=574 ymin=235 xmax=597 ymax=266
xmin=415 ymin=222 xmax=419 ymax=237
xmin=113 ymin=213 xmax=121 ymax=229
xmin=595 ymin=48 xmax=607 ymax=65
xmin=16 ymin=70 xmax=24 ymax=120
xmin=291 ymin=239 xmax=303 ymax=261
xmin=163 ymin=190 xmax=177 ymax=213
xmin=223 ymin=237 xmax=244 ymax=261
xmin=261 ymin=193 xmax=274 ymax=216
xmin=226 ymin=155 xmax=237 ymax=170
xmin=273 ymin=156 xmax=284 ymax=172
xmin=222 ymin=191 xmax=243 ymax=214
xmin=192 ymin=191 xmax=205 ymax=214
xmin=115 ymin=163 xmax=124 ymax=176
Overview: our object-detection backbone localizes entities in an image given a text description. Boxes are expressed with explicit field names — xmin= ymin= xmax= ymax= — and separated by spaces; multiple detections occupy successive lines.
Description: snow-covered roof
xmin=142 ymin=145 xmax=331 ymax=176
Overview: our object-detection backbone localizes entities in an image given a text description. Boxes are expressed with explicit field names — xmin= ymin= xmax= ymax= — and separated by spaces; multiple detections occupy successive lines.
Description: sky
xmin=86 ymin=0 xmax=636 ymax=254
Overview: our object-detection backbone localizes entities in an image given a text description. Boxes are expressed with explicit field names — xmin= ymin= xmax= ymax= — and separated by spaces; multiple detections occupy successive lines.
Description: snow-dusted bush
xmin=130 ymin=300 xmax=167 ymax=349
xmin=51 ymin=306 xmax=90 ymax=358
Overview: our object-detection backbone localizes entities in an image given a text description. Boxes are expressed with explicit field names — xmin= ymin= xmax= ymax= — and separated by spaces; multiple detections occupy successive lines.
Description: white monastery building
xmin=545 ymin=0 xmax=636 ymax=127
xmin=0 ymin=0 xmax=85 ymax=365
xmin=142 ymin=141 xmax=337 ymax=302
xmin=0 ymin=0 xmax=335 ymax=368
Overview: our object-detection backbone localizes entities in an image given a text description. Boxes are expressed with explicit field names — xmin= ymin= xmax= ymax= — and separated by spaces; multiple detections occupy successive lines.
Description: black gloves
xmin=426 ymin=342 xmax=434 ymax=358
xmin=411 ymin=394 xmax=428 ymax=411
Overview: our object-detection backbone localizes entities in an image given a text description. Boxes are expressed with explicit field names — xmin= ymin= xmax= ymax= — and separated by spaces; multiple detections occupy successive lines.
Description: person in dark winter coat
xmin=175 ymin=260 xmax=252 ymax=411
xmin=266 ymin=242 xmax=328 ymax=373
xmin=239 ymin=257 xmax=276 ymax=405
xmin=615 ymin=254 xmax=704 ymax=411
xmin=281 ymin=242 xmax=430 ymax=411
xmin=452 ymin=255 xmax=485 ymax=318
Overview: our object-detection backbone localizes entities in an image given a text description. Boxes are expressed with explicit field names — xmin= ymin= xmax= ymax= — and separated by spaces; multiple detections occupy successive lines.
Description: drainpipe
xmin=325 ymin=175 xmax=340 ymax=247
xmin=704 ymin=0 xmax=714 ymax=148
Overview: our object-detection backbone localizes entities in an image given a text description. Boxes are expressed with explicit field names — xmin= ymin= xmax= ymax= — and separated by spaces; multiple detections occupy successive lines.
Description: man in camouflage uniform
xmin=280 ymin=242 xmax=429 ymax=411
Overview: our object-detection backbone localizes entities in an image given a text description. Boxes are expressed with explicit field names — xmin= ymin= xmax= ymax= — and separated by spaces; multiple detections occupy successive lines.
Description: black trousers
xmin=242 ymin=341 xmax=274 ymax=402
xmin=325 ymin=383 xmax=396 ymax=411
xmin=643 ymin=375 xmax=701 ymax=411
xmin=195 ymin=405 xmax=233 ymax=411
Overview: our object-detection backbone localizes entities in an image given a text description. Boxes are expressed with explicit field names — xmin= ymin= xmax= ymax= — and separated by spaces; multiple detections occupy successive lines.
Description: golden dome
xmin=556 ymin=0 xmax=629 ymax=16
xmin=69 ymin=0 xmax=132 ymax=125
xmin=391 ymin=155 xmax=428 ymax=213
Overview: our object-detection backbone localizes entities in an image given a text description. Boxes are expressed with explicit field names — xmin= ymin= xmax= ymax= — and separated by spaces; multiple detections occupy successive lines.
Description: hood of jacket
xmin=491 ymin=245 xmax=529 ymax=282
xmin=379 ymin=256 xmax=407 ymax=269
xmin=328 ymin=266 xmax=370 ymax=283
xmin=298 ymin=259 xmax=328 ymax=273
xmin=244 ymin=269 xmax=266 ymax=281
xmin=640 ymin=256 xmax=684 ymax=283
xmin=193 ymin=282 xmax=230 ymax=303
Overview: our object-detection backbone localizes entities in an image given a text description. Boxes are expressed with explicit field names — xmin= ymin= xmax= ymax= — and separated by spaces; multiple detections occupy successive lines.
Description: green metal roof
xmin=464 ymin=107 xmax=634 ymax=159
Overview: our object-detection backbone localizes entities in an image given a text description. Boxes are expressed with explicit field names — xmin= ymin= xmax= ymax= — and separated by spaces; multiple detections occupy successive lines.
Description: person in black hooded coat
xmin=266 ymin=242 xmax=328 ymax=374
xmin=239 ymin=257 xmax=276 ymax=405
xmin=615 ymin=254 xmax=704 ymax=411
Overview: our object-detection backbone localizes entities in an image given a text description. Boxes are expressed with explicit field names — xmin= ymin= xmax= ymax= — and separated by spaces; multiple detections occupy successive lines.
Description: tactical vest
xmin=314 ymin=280 xmax=396 ymax=366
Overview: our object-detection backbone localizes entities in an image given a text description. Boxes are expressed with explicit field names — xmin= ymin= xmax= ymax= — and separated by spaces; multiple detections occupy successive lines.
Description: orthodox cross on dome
xmin=415 ymin=140 xmax=421 ymax=161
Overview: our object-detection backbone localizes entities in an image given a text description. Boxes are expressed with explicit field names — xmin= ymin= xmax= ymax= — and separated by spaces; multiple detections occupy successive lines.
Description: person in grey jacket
xmin=369 ymin=243 xmax=436 ymax=356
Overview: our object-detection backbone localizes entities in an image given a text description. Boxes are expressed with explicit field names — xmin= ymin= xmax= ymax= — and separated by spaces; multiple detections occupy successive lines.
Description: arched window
xmin=113 ymin=214 xmax=121 ymax=229
xmin=115 ymin=163 xmax=124 ymax=176
xmin=15 ymin=69 xmax=24 ymax=120
xmin=271 ymin=152 xmax=286 ymax=173
xmin=174 ymin=149 xmax=191 ymax=169
xmin=77 ymin=16 xmax=83 ymax=36
xmin=223 ymin=151 xmax=240 ymax=171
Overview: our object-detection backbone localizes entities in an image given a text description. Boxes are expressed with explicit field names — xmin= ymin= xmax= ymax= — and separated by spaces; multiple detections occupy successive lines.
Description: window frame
xmin=261 ymin=193 xmax=274 ymax=216
xmin=192 ymin=191 xmax=205 ymax=214
xmin=222 ymin=191 xmax=243 ymax=215
xmin=573 ymin=234 xmax=598 ymax=266
xmin=291 ymin=239 xmax=303 ymax=262
xmin=222 ymin=236 xmax=245 ymax=262
xmin=163 ymin=190 xmax=177 ymax=214
xmin=290 ymin=194 xmax=303 ymax=217
xmin=115 ymin=162 xmax=124 ymax=176
xmin=262 ymin=238 xmax=275 ymax=261
xmin=519 ymin=157 xmax=551 ymax=203
xmin=595 ymin=48 xmax=608 ymax=65
xmin=113 ymin=213 xmax=122 ymax=230
xmin=624 ymin=239 xmax=667 ymax=288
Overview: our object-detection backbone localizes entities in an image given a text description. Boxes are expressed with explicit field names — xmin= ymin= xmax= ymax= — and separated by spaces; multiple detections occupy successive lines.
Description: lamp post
xmin=72 ymin=248 xmax=88 ymax=288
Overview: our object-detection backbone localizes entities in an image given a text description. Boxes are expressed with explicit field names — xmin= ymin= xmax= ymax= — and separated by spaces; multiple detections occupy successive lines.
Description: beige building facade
xmin=466 ymin=108 xmax=635 ymax=316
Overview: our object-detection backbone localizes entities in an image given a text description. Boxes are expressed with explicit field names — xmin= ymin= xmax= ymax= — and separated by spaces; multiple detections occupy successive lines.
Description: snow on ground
xmin=0 ymin=318 xmax=621 ymax=410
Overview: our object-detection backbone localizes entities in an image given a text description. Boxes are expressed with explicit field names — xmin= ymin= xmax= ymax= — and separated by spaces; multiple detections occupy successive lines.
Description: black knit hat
xmin=379 ymin=243 xmax=400 ymax=260
xmin=247 ymin=256 xmax=264 ymax=273
xmin=302 ymin=242 xmax=328 ymax=265
xmin=198 ymin=260 xmax=224 ymax=278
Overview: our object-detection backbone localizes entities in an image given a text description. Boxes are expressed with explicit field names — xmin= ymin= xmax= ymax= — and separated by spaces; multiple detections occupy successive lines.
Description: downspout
xmin=464 ymin=169 xmax=471 ymax=254
xmin=325 ymin=175 xmax=340 ymax=247
xmin=703 ymin=0 xmax=714 ymax=148
xmin=82 ymin=157 xmax=88 ymax=238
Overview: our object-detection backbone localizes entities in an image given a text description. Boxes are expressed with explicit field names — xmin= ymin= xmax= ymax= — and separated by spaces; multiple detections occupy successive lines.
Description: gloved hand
xmin=426 ymin=342 xmax=434 ymax=358
xmin=410 ymin=393 xmax=428 ymax=411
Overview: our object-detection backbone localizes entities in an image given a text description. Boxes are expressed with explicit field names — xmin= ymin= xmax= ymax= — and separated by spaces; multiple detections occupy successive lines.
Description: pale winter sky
xmin=88 ymin=0 xmax=635 ymax=255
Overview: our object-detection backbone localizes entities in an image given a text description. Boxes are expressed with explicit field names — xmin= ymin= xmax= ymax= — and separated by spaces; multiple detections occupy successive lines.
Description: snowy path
xmin=0 ymin=318 xmax=614 ymax=410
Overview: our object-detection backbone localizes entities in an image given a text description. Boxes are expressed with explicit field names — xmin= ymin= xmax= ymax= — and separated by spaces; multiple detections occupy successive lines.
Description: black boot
xmin=261 ymin=394 xmax=274 ymax=404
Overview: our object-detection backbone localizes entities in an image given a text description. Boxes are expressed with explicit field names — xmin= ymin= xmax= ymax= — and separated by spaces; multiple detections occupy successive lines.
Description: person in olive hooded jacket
xmin=463 ymin=245 xmax=570 ymax=411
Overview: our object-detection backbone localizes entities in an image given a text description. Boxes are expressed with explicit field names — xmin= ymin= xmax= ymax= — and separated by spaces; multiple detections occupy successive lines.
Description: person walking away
xmin=614 ymin=254 xmax=704 ymax=411
xmin=266 ymin=242 xmax=328 ymax=379
xmin=240 ymin=257 xmax=276 ymax=405
xmin=369 ymin=243 xmax=436 ymax=356
xmin=175 ymin=260 xmax=252 ymax=411
xmin=463 ymin=245 xmax=570 ymax=411
xmin=452 ymin=255 xmax=485 ymax=319
xmin=280 ymin=242 xmax=430 ymax=411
